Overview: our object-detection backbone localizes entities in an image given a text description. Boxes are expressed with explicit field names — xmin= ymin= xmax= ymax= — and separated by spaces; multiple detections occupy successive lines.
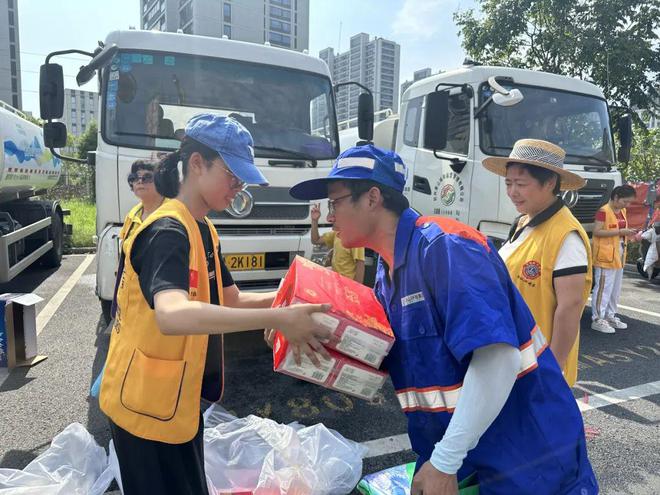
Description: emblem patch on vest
xmin=522 ymin=261 xmax=542 ymax=280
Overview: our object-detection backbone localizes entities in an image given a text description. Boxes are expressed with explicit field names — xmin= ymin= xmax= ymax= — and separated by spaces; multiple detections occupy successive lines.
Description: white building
xmin=62 ymin=89 xmax=99 ymax=137
xmin=401 ymin=67 xmax=433 ymax=101
xmin=0 ymin=0 xmax=21 ymax=109
xmin=320 ymin=33 xmax=400 ymax=128
xmin=140 ymin=0 xmax=309 ymax=51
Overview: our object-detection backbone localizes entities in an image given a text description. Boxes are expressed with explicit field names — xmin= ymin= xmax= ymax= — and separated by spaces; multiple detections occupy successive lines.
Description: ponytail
xmin=154 ymin=150 xmax=181 ymax=198
xmin=154 ymin=137 xmax=219 ymax=198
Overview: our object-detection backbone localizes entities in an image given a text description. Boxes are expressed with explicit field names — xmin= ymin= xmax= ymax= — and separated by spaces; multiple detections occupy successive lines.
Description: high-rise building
xmin=62 ymin=89 xmax=99 ymax=138
xmin=0 ymin=0 xmax=21 ymax=109
xmin=320 ymin=33 xmax=400 ymax=128
xmin=400 ymin=67 xmax=433 ymax=101
xmin=140 ymin=0 xmax=309 ymax=52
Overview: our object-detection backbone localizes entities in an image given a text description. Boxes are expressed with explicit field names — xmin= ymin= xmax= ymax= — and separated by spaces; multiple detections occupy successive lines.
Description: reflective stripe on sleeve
xmin=395 ymin=325 xmax=547 ymax=413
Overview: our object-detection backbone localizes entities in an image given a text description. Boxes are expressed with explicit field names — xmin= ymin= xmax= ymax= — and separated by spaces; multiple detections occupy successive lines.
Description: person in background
xmin=290 ymin=144 xmax=597 ymax=495
xmin=100 ymin=114 xmax=332 ymax=495
xmin=591 ymin=185 xmax=637 ymax=334
xmin=482 ymin=139 xmax=592 ymax=387
xmin=310 ymin=202 xmax=365 ymax=283
xmin=121 ymin=160 xmax=166 ymax=245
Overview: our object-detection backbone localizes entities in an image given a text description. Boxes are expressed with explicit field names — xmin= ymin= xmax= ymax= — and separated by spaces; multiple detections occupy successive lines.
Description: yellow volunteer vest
xmin=592 ymin=204 xmax=628 ymax=270
xmin=118 ymin=202 xmax=144 ymax=241
xmin=119 ymin=198 xmax=171 ymax=243
xmin=504 ymin=206 xmax=592 ymax=387
xmin=100 ymin=198 xmax=224 ymax=444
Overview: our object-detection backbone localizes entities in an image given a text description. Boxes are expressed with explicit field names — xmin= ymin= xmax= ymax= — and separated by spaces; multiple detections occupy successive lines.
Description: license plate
xmin=223 ymin=253 xmax=265 ymax=271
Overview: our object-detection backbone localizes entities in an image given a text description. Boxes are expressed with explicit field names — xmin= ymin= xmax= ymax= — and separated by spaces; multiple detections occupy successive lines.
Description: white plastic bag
xmin=641 ymin=227 xmax=659 ymax=274
xmin=0 ymin=423 xmax=110 ymax=495
xmin=203 ymin=414 xmax=367 ymax=495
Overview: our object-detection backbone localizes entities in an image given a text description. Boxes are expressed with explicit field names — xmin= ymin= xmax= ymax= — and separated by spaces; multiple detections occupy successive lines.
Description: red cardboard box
xmin=272 ymin=256 xmax=394 ymax=368
xmin=273 ymin=333 xmax=388 ymax=400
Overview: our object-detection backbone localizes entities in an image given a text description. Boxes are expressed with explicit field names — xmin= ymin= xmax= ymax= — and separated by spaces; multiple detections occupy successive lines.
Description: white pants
xmin=592 ymin=267 xmax=623 ymax=320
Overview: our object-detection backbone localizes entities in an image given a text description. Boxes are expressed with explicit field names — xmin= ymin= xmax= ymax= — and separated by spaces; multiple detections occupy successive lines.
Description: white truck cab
xmin=364 ymin=64 xmax=631 ymax=242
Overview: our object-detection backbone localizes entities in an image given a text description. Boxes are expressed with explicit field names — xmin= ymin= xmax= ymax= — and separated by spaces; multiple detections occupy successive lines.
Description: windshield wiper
xmin=255 ymin=146 xmax=318 ymax=167
xmin=569 ymin=154 xmax=612 ymax=167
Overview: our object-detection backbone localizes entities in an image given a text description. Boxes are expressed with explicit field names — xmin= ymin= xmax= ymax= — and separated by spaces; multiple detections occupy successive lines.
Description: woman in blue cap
xmin=99 ymin=114 xmax=332 ymax=495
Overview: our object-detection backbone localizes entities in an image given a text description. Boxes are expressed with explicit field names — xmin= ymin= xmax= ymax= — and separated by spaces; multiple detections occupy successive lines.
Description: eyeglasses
xmin=327 ymin=193 xmax=353 ymax=216
xmin=220 ymin=166 xmax=248 ymax=191
xmin=128 ymin=172 xmax=154 ymax=186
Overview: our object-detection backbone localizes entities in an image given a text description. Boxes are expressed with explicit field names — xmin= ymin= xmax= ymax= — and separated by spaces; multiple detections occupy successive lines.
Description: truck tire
xmin=41 ymin=210 xmax=64 ymax=268
xmin=101 ymin=299 xmax=113 ymax=326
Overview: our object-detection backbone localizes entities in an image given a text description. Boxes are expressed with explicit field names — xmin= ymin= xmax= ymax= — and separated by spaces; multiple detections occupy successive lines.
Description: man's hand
xmin=311 ymin=203 xmax=321 ymax=222
xmin=411 ymin=461 xmax=458 ymax=495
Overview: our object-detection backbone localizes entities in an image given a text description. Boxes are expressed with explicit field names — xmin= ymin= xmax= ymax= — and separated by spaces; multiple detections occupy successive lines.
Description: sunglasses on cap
xmin=128 ymin=172 xmax=154 ymax=186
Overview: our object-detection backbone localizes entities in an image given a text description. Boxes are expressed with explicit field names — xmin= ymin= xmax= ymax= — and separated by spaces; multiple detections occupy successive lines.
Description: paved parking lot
xmin=1 ymin=254 xmax=659 ymax=494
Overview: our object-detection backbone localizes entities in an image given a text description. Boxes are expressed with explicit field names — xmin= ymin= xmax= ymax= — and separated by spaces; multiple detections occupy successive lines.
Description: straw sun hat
xmin=482 ymin=139 xmax=586 ymax=191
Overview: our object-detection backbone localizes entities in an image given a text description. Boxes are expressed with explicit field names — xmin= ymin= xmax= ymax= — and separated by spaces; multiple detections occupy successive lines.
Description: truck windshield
xmin=102 ymin=51 xmax=339 ymax=159
xmin=479 ymin=84 xmax=615 ymax=166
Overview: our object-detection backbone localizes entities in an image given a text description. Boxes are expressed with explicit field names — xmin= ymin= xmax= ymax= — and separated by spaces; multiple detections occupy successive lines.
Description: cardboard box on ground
xmin=271 ymin=256 xmax=394 ymax=400
xmin=0 ymin=293 xmax=46 ymax=368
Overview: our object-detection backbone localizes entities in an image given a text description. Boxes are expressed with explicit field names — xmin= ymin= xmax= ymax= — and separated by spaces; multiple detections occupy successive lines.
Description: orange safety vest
xmin=593 ymin=203 xmax=628 ymax=270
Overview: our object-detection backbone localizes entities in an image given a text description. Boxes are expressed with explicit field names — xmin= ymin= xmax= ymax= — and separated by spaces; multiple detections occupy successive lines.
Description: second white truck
xmin=347 ymin=63 xmax=630 ymax=243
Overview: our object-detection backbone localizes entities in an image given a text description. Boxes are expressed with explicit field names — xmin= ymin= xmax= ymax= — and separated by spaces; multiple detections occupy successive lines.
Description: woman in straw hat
xmin=483 ymin=139 xmax=592 ymax=387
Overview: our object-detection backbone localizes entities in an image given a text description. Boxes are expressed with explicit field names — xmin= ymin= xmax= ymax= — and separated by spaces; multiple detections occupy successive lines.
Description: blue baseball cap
xmin=185 ymin=114 xmax=268 ymax=186
xmin=289 ymin=144 xmax=407 ymax=200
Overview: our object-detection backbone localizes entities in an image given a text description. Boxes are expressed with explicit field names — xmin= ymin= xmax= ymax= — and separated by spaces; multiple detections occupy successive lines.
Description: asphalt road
xmin=0 ymin=255 xmax=658 ymax=494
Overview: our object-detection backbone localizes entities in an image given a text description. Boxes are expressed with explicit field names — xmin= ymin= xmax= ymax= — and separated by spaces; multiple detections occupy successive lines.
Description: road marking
xmin=616 ymin=304 xmax=660 ymax=319
xmin=361 ymin=379 xmax=660 ymax=459
xmin=36 ymin=254 xmax=95 ymax=335
xmin=575 ymin=380 xmax=660 ymax=412
xmin=361 ymin=432 xmax=412 ymax=459
xmin=587 ymin=298 xmax=660 ymax=319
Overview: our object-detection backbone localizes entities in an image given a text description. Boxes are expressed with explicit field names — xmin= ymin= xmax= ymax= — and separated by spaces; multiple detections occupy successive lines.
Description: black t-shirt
xmin=130 ymin=217 xmax=234 ymax=402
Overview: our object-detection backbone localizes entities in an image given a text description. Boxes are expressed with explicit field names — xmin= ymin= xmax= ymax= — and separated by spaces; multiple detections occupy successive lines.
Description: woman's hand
xmin=276 ymin=303 xmax=335 ymax=366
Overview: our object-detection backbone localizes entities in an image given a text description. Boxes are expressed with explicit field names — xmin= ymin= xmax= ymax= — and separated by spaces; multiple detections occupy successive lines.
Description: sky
xmin=18 ymin=0 xmax=476 ymax=116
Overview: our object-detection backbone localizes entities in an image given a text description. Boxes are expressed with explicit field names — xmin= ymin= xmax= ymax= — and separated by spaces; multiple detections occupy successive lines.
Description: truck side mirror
xmin=617 ymin=114 xmax=633 ymax=163
xmin=43 ymin=122 xmax=68 ymax=148
xmin=424 ymin=91 xmax=449 ymax=151
xmin=39 ymin=63 xmax=64 ymax=120
xmin=357 ymin=92 xmax=374 ymax=143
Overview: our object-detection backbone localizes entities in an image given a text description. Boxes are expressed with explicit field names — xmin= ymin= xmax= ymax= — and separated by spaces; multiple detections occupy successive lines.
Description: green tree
xmin=454 ymin=0 xmax=660 ymax=119
xmin=76 ymin=121 xmax=97 ymax=161
xmin=74 ymin=121 xmax=98 ymax=200
xmin=618 ymin=126 xmax=660 ymax=182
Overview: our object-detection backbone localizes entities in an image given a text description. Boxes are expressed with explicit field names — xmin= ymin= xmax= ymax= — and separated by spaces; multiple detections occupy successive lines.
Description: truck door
xmin=397 ymin=97 xmax=422 ymax=198
xmin=412 ymin=91 xmax=473 ymax=224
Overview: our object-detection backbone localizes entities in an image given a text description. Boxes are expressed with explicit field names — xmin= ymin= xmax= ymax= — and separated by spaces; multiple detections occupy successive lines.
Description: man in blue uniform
xmin=290 ymin=145 xmax=598 ymax=495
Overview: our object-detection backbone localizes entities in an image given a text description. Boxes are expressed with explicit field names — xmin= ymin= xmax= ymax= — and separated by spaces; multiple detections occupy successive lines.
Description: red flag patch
xmin=189 ymin=269 xmax=199 ymax=289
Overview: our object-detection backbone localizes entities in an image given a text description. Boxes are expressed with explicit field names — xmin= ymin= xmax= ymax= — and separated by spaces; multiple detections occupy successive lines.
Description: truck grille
xmin=208 ymin=187 xmax=310 ymax=221
xmin=217 ymin=225 xmax=309 ymax=236
xmin=569 ymin=179 xmax=614 ymax=223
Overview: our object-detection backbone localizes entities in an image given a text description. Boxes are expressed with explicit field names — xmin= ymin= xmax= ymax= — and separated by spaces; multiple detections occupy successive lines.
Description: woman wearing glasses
xmin=99 ymin=114 xmax=333 ymax=495
xmin=122 ymin=160 xmax=166 ymax=241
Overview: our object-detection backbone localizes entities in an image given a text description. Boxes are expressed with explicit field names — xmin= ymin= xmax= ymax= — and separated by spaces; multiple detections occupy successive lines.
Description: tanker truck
xmin=0 ymin=101 xmax=66 ymax=282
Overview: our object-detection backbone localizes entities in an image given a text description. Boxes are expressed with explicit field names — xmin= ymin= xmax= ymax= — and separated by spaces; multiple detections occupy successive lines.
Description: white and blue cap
xmin=290 ymin=144 xmax=406 ymax=200
xmin=185 ymin=114 xmax=268 ymax=186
